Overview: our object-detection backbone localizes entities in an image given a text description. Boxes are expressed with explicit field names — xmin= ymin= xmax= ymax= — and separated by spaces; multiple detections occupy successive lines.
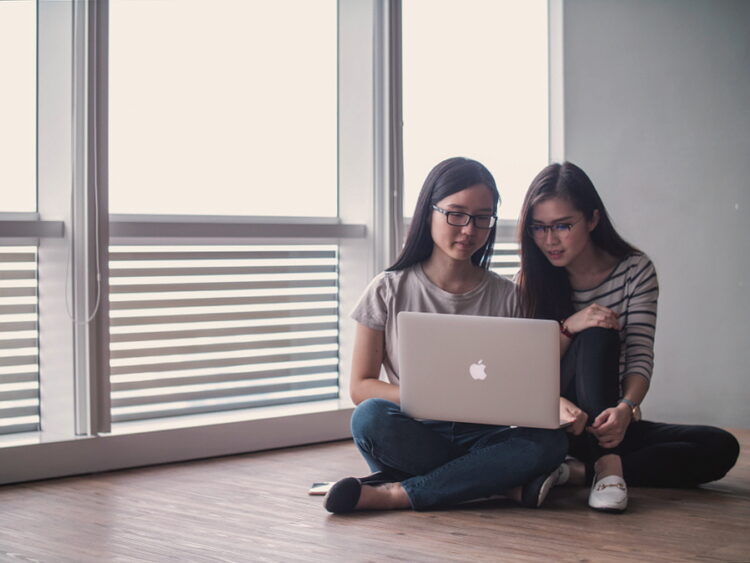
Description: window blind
xmin=109 ymin=244 xmax=340 ymax=423
xmin=490 ymin=241 xmax=521 ymax=279
xmin=0 ymin=246 xmax=40 ymax=435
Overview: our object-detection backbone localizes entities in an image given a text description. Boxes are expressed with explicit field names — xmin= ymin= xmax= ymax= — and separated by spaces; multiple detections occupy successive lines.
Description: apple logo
xmin=469 ymin=359 xmax=488 ymax=381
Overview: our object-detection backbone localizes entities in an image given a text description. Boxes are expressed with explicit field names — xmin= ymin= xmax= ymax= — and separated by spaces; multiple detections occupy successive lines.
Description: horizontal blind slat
xmin=0 ymin=321 xmax=37 ymax=332
xmin=110 ymin=349 xmax=337 ymax=376
xmin=109 ymin=292 xmax=336 ymax=311
xmin=0 ymin=287 xmax=36 ymax=298
xmin=109 ymin=278 xmax=336 ymax=294
xmin=110 ymin=321 xmax=338 ymax=343
xmin=0 ymin=422 xmax=40 ymax=434
xmin=110 ymin=307 xmax=337 ymax=327
xmin=0 ymin=372 xmax=39 ymax=385
xmin=112 ymin=364 xmax=337 ymax=391
xmin=0 ymin=253 xmax=35 ymax=262
xmin=110 ymin=264 xmax=336 ymax=277
xmin=112 ymin=376 xmax=338 ymax=407
xmin=0 ymin=338 xmax=37 ymax=350
xmin=110 ymin=335 xmax=337 ymax=360
xmin=111 ymin=390 xmax=339 ymax=422
xmin=0 ymin=389 xmax=39 ymax=402
xmin=110 ymin=250 xmax=336 ymax=261
xmin=491 ymin=256 xmax=521 ymax=264
xmin=0 ymin=270 xmax=35 ymax=280
xmin=0 ymin=406 xmax=39 ymax=418
xmin=0 ymin=304 xmax=36 ymax=315
xmin=0 ymin=355 xmax=39 ymax=368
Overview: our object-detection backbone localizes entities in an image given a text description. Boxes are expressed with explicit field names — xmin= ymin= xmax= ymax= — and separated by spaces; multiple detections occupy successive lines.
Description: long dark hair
xmin=388 ymin=157 xmax=500 ymax=271
xmin=517 ymin=162 xmax=637 ymax=320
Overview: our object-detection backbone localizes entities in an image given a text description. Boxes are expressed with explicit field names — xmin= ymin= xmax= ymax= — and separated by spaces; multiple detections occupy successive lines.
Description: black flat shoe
xmin=521 ymin=465 xmax=563 ymax=508
xmin=324 ymin=477 xmax=362 ymax=514
xmin=324 ymin=470 xmax=403 ymax=513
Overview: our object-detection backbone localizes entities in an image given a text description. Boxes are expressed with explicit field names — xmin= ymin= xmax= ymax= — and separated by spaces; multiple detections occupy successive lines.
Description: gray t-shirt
xmin=351 ymin=264 xmax=521 ymax=385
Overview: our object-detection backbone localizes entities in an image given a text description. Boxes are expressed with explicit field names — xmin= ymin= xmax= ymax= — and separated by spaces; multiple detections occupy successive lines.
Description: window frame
xmin=0 ymin=0 xmax=552 ymax=485
xmin=0 ymin=0 xmax=381 ymax=485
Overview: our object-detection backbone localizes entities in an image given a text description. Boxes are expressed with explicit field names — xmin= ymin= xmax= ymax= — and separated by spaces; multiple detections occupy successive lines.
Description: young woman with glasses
xmin=517 ymin=161 xmax=740 ymax=513
xmin=323 ymin=157 xmax=569 ymax=514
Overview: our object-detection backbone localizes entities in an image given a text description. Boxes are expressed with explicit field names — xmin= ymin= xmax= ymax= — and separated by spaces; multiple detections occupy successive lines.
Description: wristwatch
xmin=618 ymin=398 xmax=641 ymax=422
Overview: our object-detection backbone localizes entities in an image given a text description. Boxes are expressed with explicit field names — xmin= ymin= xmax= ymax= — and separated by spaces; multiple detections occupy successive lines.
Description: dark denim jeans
xmin=350 ymin=398 xmax=567 ymax=510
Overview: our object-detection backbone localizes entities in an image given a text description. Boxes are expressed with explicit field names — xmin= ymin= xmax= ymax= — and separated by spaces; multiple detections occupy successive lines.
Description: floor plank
xmin=0 ymin=429 xmax=748 ymax=562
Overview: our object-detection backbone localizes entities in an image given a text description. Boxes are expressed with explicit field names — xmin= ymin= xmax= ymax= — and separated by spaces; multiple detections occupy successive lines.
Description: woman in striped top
xmin=516 ymin=161 xmax=739 ymax=513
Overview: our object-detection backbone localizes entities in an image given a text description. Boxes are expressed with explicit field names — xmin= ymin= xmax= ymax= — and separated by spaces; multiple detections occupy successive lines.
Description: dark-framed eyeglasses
xmin=527 ymin=219 xmax=583 ymax=239
xmin=431 ymin=205 xmax=497 ymax=229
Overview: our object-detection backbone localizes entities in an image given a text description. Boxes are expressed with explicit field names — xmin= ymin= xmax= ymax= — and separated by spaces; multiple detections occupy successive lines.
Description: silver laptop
xmin=398 ymin=312 xmax=564 ymax=429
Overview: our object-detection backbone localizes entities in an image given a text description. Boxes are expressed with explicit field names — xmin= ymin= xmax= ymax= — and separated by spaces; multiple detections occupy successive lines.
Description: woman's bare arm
xmin=349 ymin=323 xmax=400 ymax=405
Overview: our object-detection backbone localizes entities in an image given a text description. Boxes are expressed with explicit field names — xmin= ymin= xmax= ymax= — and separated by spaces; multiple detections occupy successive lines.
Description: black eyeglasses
xmin=527 ymin=219 xmax=582 ymax=239
xmin=432 ymin=205 xmax=497 ymax=229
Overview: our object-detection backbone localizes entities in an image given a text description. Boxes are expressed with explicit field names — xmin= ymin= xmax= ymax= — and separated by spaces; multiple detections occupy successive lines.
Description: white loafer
xmin=589 ymin=474 xmax=628 ymax=513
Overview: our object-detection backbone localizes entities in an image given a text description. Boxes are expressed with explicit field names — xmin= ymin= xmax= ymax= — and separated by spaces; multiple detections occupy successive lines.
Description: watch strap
xmin=618 ymin=398 xmax=637 ymax=409
xmin=618 ymin=398 xmax=641 ymax=422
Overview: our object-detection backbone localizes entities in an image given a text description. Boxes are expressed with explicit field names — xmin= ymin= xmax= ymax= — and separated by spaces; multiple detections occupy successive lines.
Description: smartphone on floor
xmin=308 ymin=482 xmax=333 ymax=495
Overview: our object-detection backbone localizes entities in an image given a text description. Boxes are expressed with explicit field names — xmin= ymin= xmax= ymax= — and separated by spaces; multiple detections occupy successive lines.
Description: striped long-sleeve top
xmin=571 ymin=252 xmax=658 ymax=383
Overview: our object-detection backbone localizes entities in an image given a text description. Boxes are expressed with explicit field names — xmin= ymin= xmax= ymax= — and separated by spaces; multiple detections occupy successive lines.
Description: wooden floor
xmin=1 ymin=430 xmax=749 ymax=562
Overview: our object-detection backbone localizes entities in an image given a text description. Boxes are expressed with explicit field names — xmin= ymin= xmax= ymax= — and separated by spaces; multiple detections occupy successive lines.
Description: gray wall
xmin=562 ymin=0 xmax=750 ymax=428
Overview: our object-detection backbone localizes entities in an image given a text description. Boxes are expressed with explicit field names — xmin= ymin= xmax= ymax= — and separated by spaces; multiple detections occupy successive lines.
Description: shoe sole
xmin=590 ymin=505 xmax=627 ymax=514
xmin=522 ymin=470 xmax=559 ymax=508
xmin=534 ymin=472 xmax=558 ymax=507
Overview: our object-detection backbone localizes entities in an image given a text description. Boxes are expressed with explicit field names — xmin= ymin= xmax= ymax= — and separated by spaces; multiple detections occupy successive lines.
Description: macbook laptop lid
xmin=398 ymin=312 xmax=562 ymax=429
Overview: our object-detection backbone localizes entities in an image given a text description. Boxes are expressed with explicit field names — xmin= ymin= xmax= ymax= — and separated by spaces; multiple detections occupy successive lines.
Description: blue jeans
xmin=350 ymin=398 xmax=568 ymax=510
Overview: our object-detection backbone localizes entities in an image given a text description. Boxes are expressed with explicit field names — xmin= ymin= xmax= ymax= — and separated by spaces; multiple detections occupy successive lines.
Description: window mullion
xmin=72 ymin=0 xmax=111 ymax=435
xmin=372 ymin=0 xmax=403 ymax=273
xmin=36 ymin=0 xmax=78 ymax=441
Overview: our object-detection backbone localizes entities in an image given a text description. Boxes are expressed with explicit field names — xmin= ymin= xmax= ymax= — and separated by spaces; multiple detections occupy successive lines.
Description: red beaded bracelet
xmin=558 ymin=319 xmax=574 ymax=339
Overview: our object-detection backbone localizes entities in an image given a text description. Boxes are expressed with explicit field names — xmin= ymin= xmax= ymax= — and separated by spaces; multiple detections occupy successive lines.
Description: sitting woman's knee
xmin=350 ymin=398 xmax=397 ymax=438
xmin=577 ymin=326 xmax=620 ymax=349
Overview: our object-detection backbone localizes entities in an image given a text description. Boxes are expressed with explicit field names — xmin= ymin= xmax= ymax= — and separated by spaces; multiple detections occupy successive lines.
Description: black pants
xmin=562 ymin=327 xmax=740 ymax=487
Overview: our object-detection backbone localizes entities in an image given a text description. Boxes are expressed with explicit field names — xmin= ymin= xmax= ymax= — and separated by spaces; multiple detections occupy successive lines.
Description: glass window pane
xmin=109 ymin=0 xmax=337 ymax=217
xmin=0 ymin=0 xmax=36 ymax=213
xmin=402 ymin=0 xmax=548 ymax=221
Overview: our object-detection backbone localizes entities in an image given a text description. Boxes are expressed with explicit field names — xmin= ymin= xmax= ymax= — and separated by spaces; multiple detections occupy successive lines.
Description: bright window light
xmin=0 ymin=0 xmax=36 ymax=213
xmin=402 ymin=0 xmax=548 ymax=221
xmin=109 ymin=0 xmax=337 ymax=217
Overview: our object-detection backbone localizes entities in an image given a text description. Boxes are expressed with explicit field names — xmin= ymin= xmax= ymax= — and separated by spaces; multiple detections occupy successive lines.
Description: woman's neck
xmin=566 ymin=244 xmax=619 ymax=290
xmin=421 ymin=254 xmax=484 ymax=294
